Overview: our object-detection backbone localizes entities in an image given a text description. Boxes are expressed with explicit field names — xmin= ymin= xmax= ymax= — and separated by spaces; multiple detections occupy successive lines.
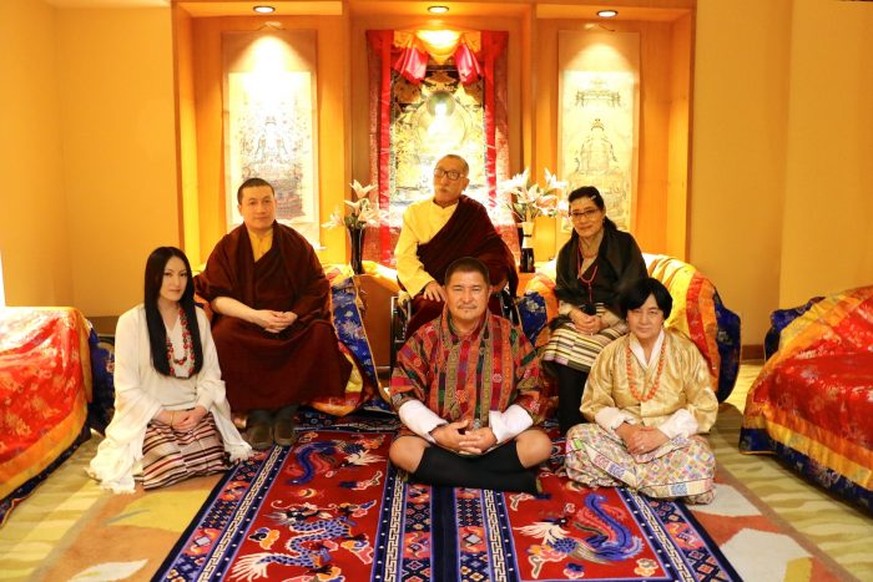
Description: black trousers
xmin=411 ymin=442 xmax=539 ymax=494
xmin=554 ymin=364 xmax=588 ymax=434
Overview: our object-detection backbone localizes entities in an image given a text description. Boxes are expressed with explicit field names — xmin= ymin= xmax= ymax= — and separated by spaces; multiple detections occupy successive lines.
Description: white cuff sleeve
xmin=488 ymin=405 xmax=534 ymax=445
xmin=657 ymin=409 xmax=699 ymax=440
xmin=595 ymin=407 xmax=637 ymax=434
xmin=397 ymin=400 xmax=447 ymax=442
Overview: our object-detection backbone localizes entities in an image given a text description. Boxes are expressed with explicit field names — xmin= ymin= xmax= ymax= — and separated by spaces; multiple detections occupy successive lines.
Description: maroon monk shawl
xmin=195 ymin=223 xmax=350 ymax=412
xmin=405 ymin=196 xmax=519 ymax=337
xmin=417 ymin=196 xmax=518 ymax=294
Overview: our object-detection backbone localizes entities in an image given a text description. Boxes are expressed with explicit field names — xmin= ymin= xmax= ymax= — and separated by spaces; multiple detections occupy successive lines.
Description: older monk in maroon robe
xmin=395 ymin=154 xmax=518 ymax=336
xmin=195 ymin=177 xmax=351 ymax=450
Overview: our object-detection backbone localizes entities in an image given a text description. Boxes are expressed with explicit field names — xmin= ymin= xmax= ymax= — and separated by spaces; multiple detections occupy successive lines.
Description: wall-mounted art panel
xmin=223 ymin=31 xmax=319 ymax=246
xmin=559 ymin=31 xmax=639 ymax=232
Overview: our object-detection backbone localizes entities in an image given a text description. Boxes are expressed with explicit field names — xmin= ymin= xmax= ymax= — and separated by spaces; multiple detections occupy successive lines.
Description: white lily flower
xmin=501 ymin=169 xmax=529 ymax=192
xmin=350 ymin=180 xmax=376 ymax=200
xmin=518 ymin=184 xmax=543 ymax=205
xmin=321 ymin=206 xmax=345 ymax=229
xmin=536 ymin=194 xmax=558 ymax=208
xmin=544 ymin=168 xmax=568 ymax=193
xmin=359 ymin=204 xmax=381 ymax=226
xmin=501 ymin=167 xmax=567 ymax=221
xmin=344 ymin=199 xmax=363 ymax=213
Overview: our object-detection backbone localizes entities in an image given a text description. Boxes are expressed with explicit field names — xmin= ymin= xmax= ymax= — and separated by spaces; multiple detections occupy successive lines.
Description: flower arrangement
xmin=323 ymin=180 xmax=380 ymax=274
xmin=322 ymin=180 xmax=380 ymax=231
xmin=501 ymin=168 xmax=567 ymax=223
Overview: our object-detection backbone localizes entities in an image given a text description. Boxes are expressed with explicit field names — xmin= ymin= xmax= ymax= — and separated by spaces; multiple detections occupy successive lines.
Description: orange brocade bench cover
xmin=739 ymin=285 xmax=873 ymax=514
xmin=0 ymin=307 xmax=92 ymax=511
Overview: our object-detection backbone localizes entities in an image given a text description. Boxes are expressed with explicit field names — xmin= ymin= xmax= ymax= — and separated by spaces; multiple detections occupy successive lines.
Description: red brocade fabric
xmin=741 ymin=286 xmax=873 ymax=509
xmin=0 ymin=307 xmax=91 ymax=501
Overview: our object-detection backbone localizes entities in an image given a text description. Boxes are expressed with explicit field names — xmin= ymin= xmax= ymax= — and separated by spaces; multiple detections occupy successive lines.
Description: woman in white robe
xmin=564 ymin=277 xmax=718 ymax=503
xmin=89 ymin=247 xmax=251 ymax=493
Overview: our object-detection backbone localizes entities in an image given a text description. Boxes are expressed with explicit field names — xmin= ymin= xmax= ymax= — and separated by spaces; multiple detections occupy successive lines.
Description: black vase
xmin=517 ymin=222 xmax=535 ymax=273
xmin=348 ymin=227 xmax=365 ymax=274
xmin=520 ymin=248 xmax=535 ymax=273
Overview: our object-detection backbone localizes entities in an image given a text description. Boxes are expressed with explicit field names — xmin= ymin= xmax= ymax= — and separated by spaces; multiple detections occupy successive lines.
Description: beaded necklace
xmin=577 ymin=243 xmax=599 ymax=308
xmin=165 ymin=308 xmax=194 ymax=378
xmin=625 ymin=336 xmax=667 ymax=402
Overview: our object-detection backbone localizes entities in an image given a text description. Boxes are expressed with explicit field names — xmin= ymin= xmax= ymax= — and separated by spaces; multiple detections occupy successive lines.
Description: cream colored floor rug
xmin=704 ymin=364 xmax=872 ymax=581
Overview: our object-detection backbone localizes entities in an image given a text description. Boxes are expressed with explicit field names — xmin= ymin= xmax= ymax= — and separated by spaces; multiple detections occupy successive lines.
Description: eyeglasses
xmin=433 ymin=167 xmax=464 ymax=181
xmin=569 ymin=208 xmax=601 ymax=220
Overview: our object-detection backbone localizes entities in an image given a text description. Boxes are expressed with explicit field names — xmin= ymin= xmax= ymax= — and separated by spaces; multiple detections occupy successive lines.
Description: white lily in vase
xmin=322 ymin=180 xmax=381 ymax=275
xmin=322 ymin=180 xmax=380 ymax=231
xmin=501 ymin=168 xmax=567 ymax=272
xmin=502 ymin=168 xmax=566 ymax=223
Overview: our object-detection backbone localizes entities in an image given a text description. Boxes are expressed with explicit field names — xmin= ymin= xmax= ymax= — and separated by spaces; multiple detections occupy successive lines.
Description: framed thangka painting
xmin=558 ymin=31 xmax=639 ymax=232
xmin=223 ymin=31 xmax=320 ymax=246
xmin=366 ymin=30 xmax=515 ymax=266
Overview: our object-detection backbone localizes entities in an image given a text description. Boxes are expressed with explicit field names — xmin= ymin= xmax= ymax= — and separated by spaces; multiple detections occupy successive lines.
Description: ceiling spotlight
xmin=428 ymin=5 xmax=450 ymax=14
xmin=597 ymin=9 xmax=618 ymax=18
xmin=253 ymin=5 xmax=275 ymax=14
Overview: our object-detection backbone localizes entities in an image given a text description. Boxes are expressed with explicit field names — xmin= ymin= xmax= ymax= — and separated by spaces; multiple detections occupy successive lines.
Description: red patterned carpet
xmin=155 ymin=411 xmax=741 ymax=581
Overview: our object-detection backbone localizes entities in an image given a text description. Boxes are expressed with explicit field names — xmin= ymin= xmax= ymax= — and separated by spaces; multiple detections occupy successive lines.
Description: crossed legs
xmin=389 ymin=429 xmax=552 ymax=494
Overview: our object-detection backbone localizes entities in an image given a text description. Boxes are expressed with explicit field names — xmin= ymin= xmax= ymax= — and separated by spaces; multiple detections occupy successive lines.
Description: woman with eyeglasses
xmin=541 ymin=186 xmax=647 ymax=434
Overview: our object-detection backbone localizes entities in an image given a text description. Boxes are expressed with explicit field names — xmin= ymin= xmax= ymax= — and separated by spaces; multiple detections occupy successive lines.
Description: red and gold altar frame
xmin=365 ymin=29 xmax=515 ymax=266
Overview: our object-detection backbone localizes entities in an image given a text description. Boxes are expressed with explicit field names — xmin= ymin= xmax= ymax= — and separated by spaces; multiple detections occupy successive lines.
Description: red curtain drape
xmin=366 ymin=30 xmax=395 ymax=265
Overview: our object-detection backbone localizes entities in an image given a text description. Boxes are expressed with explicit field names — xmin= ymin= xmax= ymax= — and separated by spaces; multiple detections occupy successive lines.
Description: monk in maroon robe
xmin=195 ymin=178 xmax=351 ymax=450
xmin=394 ymin=154 xmax=518 ymax=337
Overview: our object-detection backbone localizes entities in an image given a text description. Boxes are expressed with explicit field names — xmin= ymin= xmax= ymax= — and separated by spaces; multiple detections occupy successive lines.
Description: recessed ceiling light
xmin=597 ymin=9 xmax=618 ymax=18
xmin=428 ymin=5 xmax=450 ymax=14
xmin=253 ymin=5 xmax=275 ymax=14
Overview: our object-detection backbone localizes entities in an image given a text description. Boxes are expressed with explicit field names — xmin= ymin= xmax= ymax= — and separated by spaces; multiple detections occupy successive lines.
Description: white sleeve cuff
xmin=488 ymin=405 xmax=534 ymax=445
xmin=595 ymin=407 xmax=637 ymax=433
xmin=398 ymin=400 xmax=447 ymax=442
xmin=196 ymin=394 xmax=215 ymax=411
xmin=658 ymin=409 xmax=699 ymax=439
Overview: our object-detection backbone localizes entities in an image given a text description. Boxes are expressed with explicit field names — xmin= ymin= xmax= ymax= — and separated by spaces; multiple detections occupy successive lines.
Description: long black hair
xmin=143 ymin=246 xmax=204 ymax=376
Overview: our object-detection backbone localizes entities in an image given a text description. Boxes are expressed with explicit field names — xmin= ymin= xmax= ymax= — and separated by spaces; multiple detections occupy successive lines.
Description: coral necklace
xmin=165 ymin=308 xmax=194 ymax=377
xmin=625 ymin=337 xmax=667 ymax=402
